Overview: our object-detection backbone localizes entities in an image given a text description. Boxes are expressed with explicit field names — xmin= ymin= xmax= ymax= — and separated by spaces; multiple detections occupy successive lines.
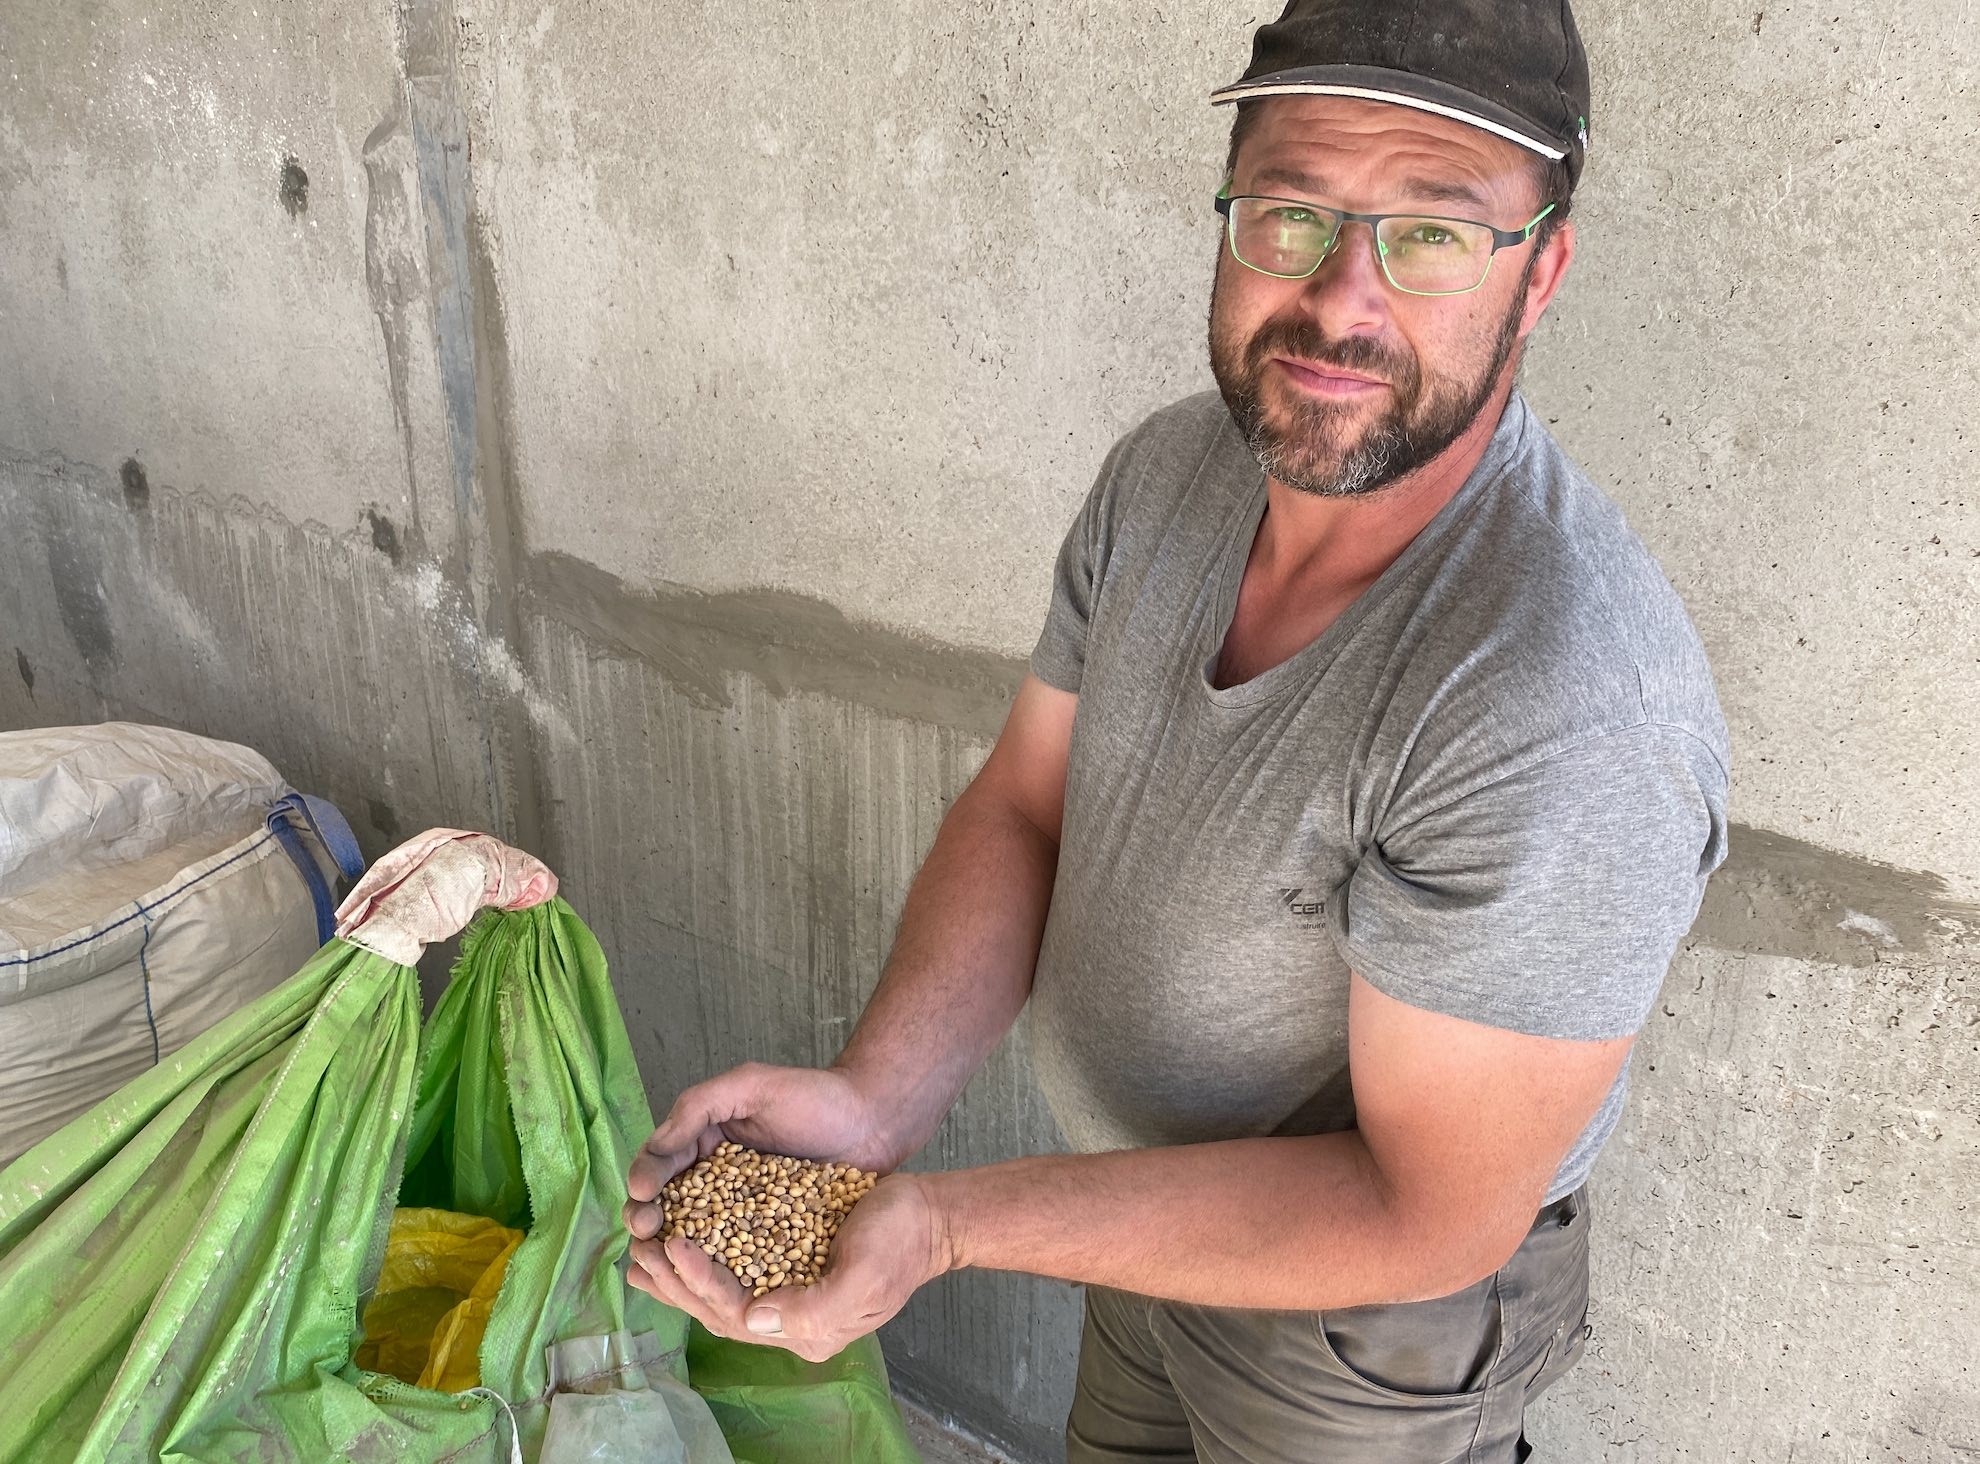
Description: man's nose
xmin=1299 ymin=220 xmax=1390 ymax=337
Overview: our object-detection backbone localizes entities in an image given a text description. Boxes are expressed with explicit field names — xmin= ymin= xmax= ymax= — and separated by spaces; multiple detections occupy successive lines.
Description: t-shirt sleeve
xmin=1327 ymin=722 xmax=1730 ymax=1040
xmin=1028 ymin=436 xmax=1127 ymax=695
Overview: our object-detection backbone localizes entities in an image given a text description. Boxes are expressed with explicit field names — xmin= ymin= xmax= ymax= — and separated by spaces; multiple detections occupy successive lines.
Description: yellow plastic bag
xmin=355 ymin=1206 xmax=524 ymax=1391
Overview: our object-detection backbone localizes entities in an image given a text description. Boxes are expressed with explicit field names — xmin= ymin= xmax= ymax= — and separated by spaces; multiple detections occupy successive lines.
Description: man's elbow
xmin=1381 ymin=1192 xmax=1542 ymax=1303
xmin=950 ymin=775 xmax=1062 ymax=857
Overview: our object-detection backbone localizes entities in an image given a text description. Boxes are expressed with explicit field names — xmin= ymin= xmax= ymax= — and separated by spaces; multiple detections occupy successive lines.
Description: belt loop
xmin=1557 ymin=1188 xmax=1583 ymax=1227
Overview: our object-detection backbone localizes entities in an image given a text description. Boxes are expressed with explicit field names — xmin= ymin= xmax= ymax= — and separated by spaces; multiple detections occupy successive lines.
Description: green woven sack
xmin=0 ymin=899 xmax=921 ymax=1464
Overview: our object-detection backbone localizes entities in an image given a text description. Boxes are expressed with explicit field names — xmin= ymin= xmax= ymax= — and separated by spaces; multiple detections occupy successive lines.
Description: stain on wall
xmin=525 ymin=550 xmax=1025 ymax=741
xmin=1695 ymin=825 xmax=1980 ymax=968
xmin=367 ymin=796 xmax=403 ymax=843
xmin=364 ymin=506 xmax=404 ymax=565
xmin=42 ymin=515 xmax=117 ymax=677
xmin=118 ymin=457 xmax=148 ymax=511
xmin=279 ymin=156 xmax=309 ymax=218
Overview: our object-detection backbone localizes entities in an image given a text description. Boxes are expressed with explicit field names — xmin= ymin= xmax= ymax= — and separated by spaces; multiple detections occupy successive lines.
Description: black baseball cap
xmin=1211 ymin=0 xmax=1592 ymax=188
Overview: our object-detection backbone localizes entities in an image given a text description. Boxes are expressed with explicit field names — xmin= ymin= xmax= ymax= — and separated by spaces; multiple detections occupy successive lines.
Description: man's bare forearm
xmin=919 ymin=1133 xmax=1516 ymax=1311
xmin=831 ymin=784 xmax=1059 ymax=1166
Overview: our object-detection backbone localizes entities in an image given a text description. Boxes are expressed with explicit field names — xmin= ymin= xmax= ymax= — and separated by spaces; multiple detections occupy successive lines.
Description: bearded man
xmin=627 ymin=2 xmax=1730 ymax=1458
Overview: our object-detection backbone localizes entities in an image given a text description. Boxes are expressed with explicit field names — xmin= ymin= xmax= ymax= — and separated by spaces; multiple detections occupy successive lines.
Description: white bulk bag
xmin=0 ymin=722 xmax=363 ymax=1164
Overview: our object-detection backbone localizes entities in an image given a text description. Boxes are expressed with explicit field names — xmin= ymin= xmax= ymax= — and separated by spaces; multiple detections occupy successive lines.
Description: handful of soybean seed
xmin=661 ymin=1141 xmax=878 ymax=1297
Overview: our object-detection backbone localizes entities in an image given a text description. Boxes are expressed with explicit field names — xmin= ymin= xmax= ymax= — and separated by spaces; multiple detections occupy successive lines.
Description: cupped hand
xmin=626 ymin=1171 xmax=954 ymax=1364
xmin=624 ymin=1062 xmax=896 ymax=1241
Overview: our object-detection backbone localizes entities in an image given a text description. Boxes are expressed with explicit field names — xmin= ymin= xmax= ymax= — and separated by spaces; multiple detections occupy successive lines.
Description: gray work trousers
xmin=1065 ymin=1188 xmax=1591 ymax=1463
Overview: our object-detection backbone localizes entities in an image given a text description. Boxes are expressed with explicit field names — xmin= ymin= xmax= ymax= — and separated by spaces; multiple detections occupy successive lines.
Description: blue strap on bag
xmin=266 ymin=793 xmax=367 ymax=944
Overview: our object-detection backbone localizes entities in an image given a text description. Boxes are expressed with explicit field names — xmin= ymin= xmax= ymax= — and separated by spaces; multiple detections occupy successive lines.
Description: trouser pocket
xmin=1313 ymin=1270 xmax=1504 ymax=1399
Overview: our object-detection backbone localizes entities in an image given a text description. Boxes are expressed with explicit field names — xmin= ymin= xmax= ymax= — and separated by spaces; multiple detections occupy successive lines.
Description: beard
xmin=1207 ymin=264 xmax=1531 ymax=498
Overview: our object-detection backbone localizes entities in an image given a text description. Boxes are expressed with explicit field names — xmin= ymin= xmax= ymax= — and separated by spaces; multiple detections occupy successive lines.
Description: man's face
xmin=1208 ymin=96 xmax=1570 ymax=498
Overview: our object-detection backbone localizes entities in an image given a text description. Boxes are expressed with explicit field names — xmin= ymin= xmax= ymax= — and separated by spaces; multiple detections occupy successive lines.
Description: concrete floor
xmin=899 ymin=1397 xmax=1023 ymax=1464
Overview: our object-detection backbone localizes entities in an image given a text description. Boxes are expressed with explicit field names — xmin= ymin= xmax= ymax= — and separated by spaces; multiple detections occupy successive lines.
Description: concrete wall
xmin=2 ymin=1 xmax=1974 ymax=1458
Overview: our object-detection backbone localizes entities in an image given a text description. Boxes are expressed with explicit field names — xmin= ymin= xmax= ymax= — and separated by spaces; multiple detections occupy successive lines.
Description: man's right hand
xmin=623 ymin=1062 xmax=897 ymax=1241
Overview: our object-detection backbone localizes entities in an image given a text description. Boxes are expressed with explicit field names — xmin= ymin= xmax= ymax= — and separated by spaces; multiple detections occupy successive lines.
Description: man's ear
xmin=1518 ymin=221 xmax=1576 ymax=339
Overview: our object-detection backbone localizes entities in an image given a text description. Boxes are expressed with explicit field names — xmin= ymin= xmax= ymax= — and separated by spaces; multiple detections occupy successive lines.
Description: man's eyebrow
xmin=1393 ymin=175 xmax=1495 ymax=214
xmin=1246 ymin=166 xmax=1495 ymax=216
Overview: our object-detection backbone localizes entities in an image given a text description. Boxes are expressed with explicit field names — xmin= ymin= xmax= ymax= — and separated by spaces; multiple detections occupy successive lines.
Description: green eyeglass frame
xmin=1214 ymin=187 xmax=1556 ymax=297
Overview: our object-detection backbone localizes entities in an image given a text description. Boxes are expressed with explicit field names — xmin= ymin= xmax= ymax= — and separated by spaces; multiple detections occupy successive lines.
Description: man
xmin=626 ymin=1 xmax=1729 ymax=1458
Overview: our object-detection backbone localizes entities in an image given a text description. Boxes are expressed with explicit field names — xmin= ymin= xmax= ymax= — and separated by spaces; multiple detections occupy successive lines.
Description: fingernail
xmin=745 ymin=1307 xmax=783 ymax=1335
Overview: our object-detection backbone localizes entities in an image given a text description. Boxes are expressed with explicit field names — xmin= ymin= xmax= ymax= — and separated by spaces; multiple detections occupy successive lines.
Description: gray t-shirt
xmin=1027 ymin=390 xmax=1729 ymax=1201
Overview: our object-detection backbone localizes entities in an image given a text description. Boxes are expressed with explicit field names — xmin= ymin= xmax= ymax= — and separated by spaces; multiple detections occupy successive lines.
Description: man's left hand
xmin=627 ymin=1172 xmax=954 ymax=1364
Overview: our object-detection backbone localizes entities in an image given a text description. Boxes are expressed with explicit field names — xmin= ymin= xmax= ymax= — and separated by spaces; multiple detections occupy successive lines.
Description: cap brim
xmin=1209 ymin=66 xmax=1568 ymax=162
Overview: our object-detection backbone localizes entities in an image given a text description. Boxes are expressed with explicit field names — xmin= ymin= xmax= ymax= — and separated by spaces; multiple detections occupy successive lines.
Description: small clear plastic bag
xmin=538 ymin=1329 xmax=736 ymax=1464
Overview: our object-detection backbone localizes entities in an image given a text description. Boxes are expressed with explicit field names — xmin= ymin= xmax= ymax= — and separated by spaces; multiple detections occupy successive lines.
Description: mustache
xmin=1243 ymin=314 xmax=1417 ymax=392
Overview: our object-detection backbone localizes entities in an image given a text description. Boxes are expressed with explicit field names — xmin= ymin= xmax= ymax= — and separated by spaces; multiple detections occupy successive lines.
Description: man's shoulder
xmin=1105 ymin=390 xmax=1245 ymax=486
xmin=1488 ymin=406 xmax=1662 ymax=584
xmin=1431 ymin=403 xmax=1728 ymax=760
xmin=1075 ymin=390 xmax=1251 ymax=546
xmin=1126 ymin=388 xmax=1235 ymax=444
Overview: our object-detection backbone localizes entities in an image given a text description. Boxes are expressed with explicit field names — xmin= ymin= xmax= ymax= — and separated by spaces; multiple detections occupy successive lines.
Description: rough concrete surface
xmin=459 ymin=0 xmax=1221 ymax=660
xmin=1 ymin=0 xmax=1975 ymax=1460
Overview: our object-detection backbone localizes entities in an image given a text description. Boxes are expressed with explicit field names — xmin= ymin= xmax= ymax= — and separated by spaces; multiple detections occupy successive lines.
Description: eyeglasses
xmin=1214 ymin=189 xmax=1556 ymax=297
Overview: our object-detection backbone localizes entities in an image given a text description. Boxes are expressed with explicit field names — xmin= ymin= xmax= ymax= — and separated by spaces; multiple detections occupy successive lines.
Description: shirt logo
xmin=1278 ymin=887 xmax=1323 ymax=918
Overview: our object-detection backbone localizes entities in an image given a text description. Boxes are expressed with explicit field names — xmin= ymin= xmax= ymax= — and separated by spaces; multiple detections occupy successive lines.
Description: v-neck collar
xmin=1197 ymin=396 xmax=1533 ymax=710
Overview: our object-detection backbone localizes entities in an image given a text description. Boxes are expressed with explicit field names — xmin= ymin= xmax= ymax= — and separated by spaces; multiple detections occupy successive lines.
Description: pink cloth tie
xmin=333 ymin=829 xmax=557 ymax=965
